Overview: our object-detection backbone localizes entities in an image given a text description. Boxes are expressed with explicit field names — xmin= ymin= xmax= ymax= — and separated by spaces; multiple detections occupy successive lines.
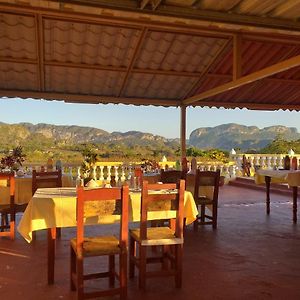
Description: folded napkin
xmin=85 ymin=179 xmax=99 ymax=188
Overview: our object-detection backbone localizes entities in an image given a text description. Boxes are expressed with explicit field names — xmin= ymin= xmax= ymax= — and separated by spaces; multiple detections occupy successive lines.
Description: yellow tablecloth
xmin=18 ymin=187 xmax=197 ymax=243
xmin=255 ymin=169 xmax=300 ymax=187
xmin=0 ymin=175 xmax=74 ymax=205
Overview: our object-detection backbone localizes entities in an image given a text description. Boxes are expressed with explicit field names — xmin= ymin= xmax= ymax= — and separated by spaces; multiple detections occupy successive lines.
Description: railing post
xmin=121 ymin=166 xmax=126 ymax=182
xmin=99 ymin=166 xmax=104 ymax=181
xmin=107 ymin=165 xmax=112 ymax=182
xmin=266 ymin=156 xmax=272 ymax=169
xmin=92 ymin=166 xmax=97 ymax=180
xmin=278 ymin=155 xmax=284 ymax=169
xmin=114 ymin=166 xmax=119 ymax=182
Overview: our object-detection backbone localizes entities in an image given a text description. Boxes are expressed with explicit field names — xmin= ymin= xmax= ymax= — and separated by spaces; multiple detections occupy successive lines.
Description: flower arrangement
xmin=0 ymin=146 xmax=26 ymax=171
xmin=81 ymin=146 xmax=98 ymax=181
xmin=141 ymin=159 xmax=159 ymax=173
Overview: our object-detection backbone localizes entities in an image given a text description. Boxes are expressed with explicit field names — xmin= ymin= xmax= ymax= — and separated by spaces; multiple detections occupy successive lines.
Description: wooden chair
xmin=32 ymin=169 xmax=62 ymax=195
xmin=193 ymin=169 xmax=220 ymax=230
xmin=70 ymin=186 xmax=129 ymax=300
xmin=129 ymin=179 xmax=185 ymax=290
xmin=0 ymin=173 xmax=15 ymax=240
xmin=160 ymin=169 xmax=185 ymax=184
xmin=32 ymin=169 xmax=62 ymax=238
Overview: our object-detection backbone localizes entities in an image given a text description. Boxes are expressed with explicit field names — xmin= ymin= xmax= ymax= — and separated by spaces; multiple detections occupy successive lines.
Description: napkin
xmin=85 ymin=179 xmax=99 ymax=188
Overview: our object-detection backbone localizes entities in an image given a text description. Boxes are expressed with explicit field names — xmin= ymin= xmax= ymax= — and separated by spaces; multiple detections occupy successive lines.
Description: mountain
xmin=0 ymin=122 xmax=299 ymax=152
xmin=189 ymin=123 xmax=300 ymax=151
xmin=0 ymin=122 xmax=178 ymax=149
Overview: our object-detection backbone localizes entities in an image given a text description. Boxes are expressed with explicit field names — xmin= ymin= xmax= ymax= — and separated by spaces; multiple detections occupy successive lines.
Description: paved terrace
xmin=1 ymin=185 xmax=300 ymax=300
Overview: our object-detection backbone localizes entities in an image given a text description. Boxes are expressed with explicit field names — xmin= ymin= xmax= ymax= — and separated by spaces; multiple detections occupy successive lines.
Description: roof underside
xmin=1 ymin=0 xmax=300 ymax=111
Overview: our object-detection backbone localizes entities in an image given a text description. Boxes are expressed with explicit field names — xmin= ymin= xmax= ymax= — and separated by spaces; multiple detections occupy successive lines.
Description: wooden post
xmin=180 ymin=105 xmax=186 ymax=165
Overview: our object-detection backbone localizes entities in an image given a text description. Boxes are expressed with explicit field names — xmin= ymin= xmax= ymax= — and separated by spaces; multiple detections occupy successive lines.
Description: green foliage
xmin=186 ymin=147 xmax=229 ymax=163
xmin=81 ymin=145 xmax=98 ymax=178
xmin=261 ymin=137 xmax=300 ymax=154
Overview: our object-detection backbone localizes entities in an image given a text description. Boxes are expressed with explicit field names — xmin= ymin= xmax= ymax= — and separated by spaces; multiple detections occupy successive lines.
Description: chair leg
xmin=56 ymin=227 xmax=61 ymax=238
xmin=70 ymin=246 xmax=76 ymax=291
xmin=212 ymin=204 xmax=218 ymax=229
xmin=109 ymin=255 xmax=115 ymax=287
xmin=162 ymin=245 xmax=169 ymax=270
xmin=193 ymin=217 xmax=198 ymax=231
xmin=139 ymin=245 xmax=147 ymax=290
xmin=120 ymin=250 xmax=127 ymax=300
xmin=76 ymin=257 xmax=84 ymax=300
xmin=9 ymin=218 xmax=15 ymax=240
xmin=175 ymin=244 xmax=183 ymax=288
xmin=200 ymin=204 xmax=205 ymax=223
xmin=129 ymin=236 xmax=135 ymax=278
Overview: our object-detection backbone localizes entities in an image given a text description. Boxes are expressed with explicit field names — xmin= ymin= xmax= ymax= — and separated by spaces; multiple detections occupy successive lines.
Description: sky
xmin=0 ymin=97 xmax=299 ymax=139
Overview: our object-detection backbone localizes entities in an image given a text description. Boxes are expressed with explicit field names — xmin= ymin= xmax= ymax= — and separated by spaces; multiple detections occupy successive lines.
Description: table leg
xmin=47 ymin=227 xmax=56 ymax=284
xmin=265 ymin=176 xmax=271 ymax=215
xmin=292 ymin=186 xmax=298 ymax=224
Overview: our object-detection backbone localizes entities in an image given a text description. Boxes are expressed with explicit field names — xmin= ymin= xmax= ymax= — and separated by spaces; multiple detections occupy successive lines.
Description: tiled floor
xmin=1 ymin=185 xmax=300 ymax=299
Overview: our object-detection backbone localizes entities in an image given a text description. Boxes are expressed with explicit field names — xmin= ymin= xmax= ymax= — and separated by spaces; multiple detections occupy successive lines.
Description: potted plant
xmin=0 ymin=146 xmax=26 ymax=172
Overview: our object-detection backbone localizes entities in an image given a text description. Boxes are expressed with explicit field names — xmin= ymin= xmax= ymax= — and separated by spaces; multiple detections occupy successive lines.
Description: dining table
xmin=17 ymin=186 xmax=198 ymax=284
xmin=0 ymin=174 xmax=74 ymax=205
xmin=255 ymin=169 xmax=300 ymax=223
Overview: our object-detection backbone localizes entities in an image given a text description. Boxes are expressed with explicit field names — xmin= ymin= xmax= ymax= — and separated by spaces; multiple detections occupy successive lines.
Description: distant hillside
xmin=189 ymin=123 xmax=300 ymax=151
xmin=0 ymin=122 xmax=179 ymax=149
xmin=0 ymin=122 xmax=299 ymax=153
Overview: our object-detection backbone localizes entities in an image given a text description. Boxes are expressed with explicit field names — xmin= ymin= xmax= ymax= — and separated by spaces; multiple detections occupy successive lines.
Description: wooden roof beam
xmin=183 ymin=54 xmax=300 ymax=105
xmin=36 ymin=14 xmax=45 ymax=91
xmin=0 ymin=90 xmax=180 ymax=106
xmin=189 ymin=100 xmax=300 ymax=111
xmin=55 ymin=0 xmax=300 ymax=32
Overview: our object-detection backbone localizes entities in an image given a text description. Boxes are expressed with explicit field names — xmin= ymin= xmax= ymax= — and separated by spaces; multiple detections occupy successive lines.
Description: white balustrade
xmin=121 ymin=166 xmax=126 ymax=182
xmin=266 ymin=156 xmax=272 ymax=169
xmin=114 ymin=166 xmax=119 ymax=182
xmin=92 ymin=166 xmax=97 ymax=180
xmin=106 ymin=166 xmax=112 ymax=182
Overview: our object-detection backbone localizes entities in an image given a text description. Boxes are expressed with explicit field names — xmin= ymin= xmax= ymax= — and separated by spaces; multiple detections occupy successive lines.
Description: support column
xmin=180 ymin=105 xmax=187 ymax=168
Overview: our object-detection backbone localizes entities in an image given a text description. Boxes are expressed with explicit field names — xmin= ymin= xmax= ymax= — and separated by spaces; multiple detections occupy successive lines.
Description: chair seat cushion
xmin=71 ymin=235 xmax=121 ymax=257
xmin=130 ymin=226 xmax=183 ymax=246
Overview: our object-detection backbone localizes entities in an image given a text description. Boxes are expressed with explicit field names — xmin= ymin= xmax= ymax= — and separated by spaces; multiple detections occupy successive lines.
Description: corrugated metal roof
xmin=1 ymin=0 xmax=300 ymax=111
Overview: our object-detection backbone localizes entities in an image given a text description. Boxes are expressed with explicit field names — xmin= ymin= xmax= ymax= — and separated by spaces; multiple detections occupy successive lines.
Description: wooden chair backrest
xmin=32 ymin=169 xmax=62 ymax=195
xmin=0 ymin=173 xmax=15 ymax=239
xmin=160 ymin=169 xmax=185 ymax=184
xmin=140 ymin=180 xmax=185 ymax=240
xmin=0 ymin=172 xmax=15 ymax=199
xmin=76 ymin=186 xmax=129 ymax=254
xmin=194 ymin=169 xmax=220 ymax=201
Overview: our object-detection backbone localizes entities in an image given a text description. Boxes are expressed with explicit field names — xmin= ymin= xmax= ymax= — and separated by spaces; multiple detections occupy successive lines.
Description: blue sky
xmin=1 ymin=97 xmax=299 ymax=139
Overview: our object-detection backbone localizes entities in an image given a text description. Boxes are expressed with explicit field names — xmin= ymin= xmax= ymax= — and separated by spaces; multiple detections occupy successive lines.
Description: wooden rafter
xmin=183 ymin=54 xmax=300 ymax=105
xmin=2 ymin=2 xmax=300 ymax=38
xmin=182 ymin=39 xmax=232 ymax=99
xmin=206 ymin=73 xmax=300 ymax=86
xmin=140 ymin=0 xmax=162 ymax=10
xmin=36 ymin=14 xmax=45 ymax=91
xmin=0 ymin=90 xmax=180 ymax=106
xmin=52 ymin=0 xmax=300 ymax=32
xmin=233 ymin=34 xmax=242 ymax=80
xmin=118 ymin=27 xmax=148 ymax=97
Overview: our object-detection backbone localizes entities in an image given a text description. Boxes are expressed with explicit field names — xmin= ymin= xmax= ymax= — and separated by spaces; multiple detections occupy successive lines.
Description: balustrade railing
xmin=230 ymin=153 xmax=300 ymax=177
xmin=20 ymin=153 xmax=300 ymax=185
